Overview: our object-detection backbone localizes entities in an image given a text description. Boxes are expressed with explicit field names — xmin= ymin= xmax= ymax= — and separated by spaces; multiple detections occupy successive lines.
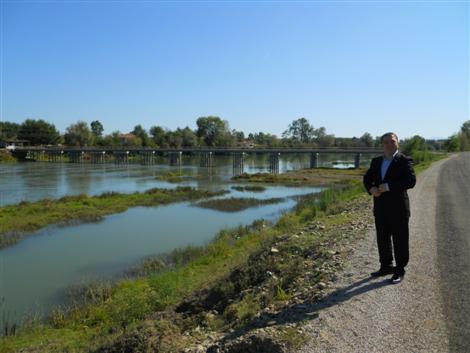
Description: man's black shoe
xmin=390 ymin=273 xmax=404 ymax=284
xmin=370 ymin=267 xmax=394 ymax=277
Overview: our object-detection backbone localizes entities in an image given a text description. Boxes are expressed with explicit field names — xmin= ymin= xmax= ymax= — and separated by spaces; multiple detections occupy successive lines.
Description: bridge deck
xmin=14 ymin=146 xmax=382 ymax=154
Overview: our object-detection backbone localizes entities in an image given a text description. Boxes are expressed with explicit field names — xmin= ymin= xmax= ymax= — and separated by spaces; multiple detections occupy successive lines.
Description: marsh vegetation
xmin=232 ymin=167 xmax=366 ymax=186
xmin=194 ymin=197 xmax=285 ymax=212
xmin=230 ymin=185 xmax=266 ymax=192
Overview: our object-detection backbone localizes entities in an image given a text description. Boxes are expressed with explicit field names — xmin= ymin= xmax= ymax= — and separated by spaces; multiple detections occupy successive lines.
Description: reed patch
xmin=194 ymin=197 xmax=285 ymax=212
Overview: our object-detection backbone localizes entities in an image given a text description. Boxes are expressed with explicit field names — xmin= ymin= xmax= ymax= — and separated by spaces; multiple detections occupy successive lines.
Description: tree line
xmin=1 ymin=117 xmax=468 ymax=153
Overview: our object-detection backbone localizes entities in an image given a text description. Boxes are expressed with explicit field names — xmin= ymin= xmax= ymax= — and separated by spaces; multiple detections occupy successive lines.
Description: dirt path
xmin=436 ymin=152 xmax=470 ymax=352
xmin=298 ymin=154 xmax=470 ymax=353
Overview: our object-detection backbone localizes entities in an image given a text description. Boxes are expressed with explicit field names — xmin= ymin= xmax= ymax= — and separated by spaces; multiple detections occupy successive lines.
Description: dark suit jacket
xmin=363 ymin=152 xmax=416 ymax=219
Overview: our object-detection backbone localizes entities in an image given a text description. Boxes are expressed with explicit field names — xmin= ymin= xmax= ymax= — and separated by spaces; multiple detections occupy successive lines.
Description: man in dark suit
xmin=363 ymin=132 xmax=416 ymax=284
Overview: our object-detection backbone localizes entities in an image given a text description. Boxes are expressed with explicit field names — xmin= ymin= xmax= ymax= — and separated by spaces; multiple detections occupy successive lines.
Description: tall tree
xmin=17 ymin=119 xmax=60 ymax=145
xmin=282 ymin=117 xmax=315 ymax=143
xmin=461 ymin=120 xmax=470 ymax=139
xmin=315 ymin=126 xmax=335 ymax=147
xmin=180 ymin=127 xmax=198 ymax=147
xmin=149 ymin=126 xmax=168 ymax=147
xmin=445 ymin=134 xmax=461 ymax=152
xmin=360 ymin=132 xmax=374 ymax=147
xmin=459 ymin=120 xmax=470 ymax=151
xmin=167 ymin=130 xmax=183 ymax=148
xmin=0 ymin=121 xmax=21 ymax=140
xmin=64 ymin=121 xmax=93 ymax=146
xmin=131 ymin=125 xmax=150 ymax=147
xmin=401 ymin=135 xmax=427 ymax=155
xmin=103 ymin=131 xmax=123 ymax=147
xmin=232 ymin=130 xmax=245 ymax=145
xmin=90 ymin=120 xmax=104 ymax=137
xmin=196 ymin=116 xmax=231 ymax=147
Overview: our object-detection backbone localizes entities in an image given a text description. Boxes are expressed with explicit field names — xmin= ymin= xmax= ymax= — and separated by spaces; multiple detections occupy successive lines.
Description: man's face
xmin=382 ymin=134 xmax=399 ymax=156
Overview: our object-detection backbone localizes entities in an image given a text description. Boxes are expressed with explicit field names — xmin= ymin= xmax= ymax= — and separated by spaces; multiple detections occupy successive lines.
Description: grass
xmin=194 ymin=197 xmax=285 ymax=212
xmin=413 ymin=152 xmax=448 ymax=174
xmin=232 ymin=167 xmax=366 ymax=186
xmin=155 ymin=172 xmax=185 ymax=183
xmin=0 ymin=150 xmax=16 ymax=163
xmin=279 ymin=327 xmax=310 ymax=350
xmin=0 ymin=187 xmax=226 ymax=249
xmin=156 ymin=172 xmax=207 ymax=183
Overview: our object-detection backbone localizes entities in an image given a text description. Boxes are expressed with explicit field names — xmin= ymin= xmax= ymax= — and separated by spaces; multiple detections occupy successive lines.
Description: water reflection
xmin=0 ymin=153 xmax=372 ymax=206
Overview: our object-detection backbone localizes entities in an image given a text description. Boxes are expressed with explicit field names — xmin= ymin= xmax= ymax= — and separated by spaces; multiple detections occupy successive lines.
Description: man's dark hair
xmin=381 ymin=132 xmax=398 ymax=142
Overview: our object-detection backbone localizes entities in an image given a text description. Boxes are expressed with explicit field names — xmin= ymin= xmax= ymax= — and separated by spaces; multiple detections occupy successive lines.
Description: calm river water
xmin=0 ymin=154 xmax=371 ymax=324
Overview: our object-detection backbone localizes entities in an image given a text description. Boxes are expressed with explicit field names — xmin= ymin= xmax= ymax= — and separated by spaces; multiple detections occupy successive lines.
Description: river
xmin=0 ymin=153 xmax=371 ymax=325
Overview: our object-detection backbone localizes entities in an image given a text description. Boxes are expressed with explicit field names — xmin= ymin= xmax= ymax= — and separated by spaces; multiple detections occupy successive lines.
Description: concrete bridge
xmin=12 ymin=146 xmax=382 ymax=172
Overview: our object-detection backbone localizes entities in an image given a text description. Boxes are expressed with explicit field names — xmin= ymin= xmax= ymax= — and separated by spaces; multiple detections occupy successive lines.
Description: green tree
xmin=282 ymin=117 xmax=315 ymax=143
xmin=315 ymin=127 xmax=335 ymax=147
xmin=149 ymin=126 xmax=168 ymax=147
xmin=196 ymin=116 xmax=231 ymax=147
xmin=232 ymin=130 xmax=245 ymax=146
xmin=17 ymin=119 xmax=60 ymax=145
xmin=167 ymin=130 xmax=183 ymax=148
xmin=131 ymin=125 xmax=150 ymax=147
xmin=64 ymin=121 xmax=93 ymax=146
xmin=401 ymin=135 xmax=431 ymax=164
xmin=180 ymin=127 xmax=198 ymax=147
xmin=0 ymin=121 xmax=21 ymax=140
xmin=360 ymin=132 xmax=374 ymax=147
xmin=90 ymin=120 xmax=104 ymax=137
xmin=458 ymin=120 xmax=470 ymax=151
xmin=445 ymin=134 xmax=461 ymax=152
xmin=461 ymin=120 xmax=470 ymax=139
xmin=252 ymin=132 xmax=280 ymax=147
xmin=401 ymin=135 xmax=427 ymax=155
xmin=103 ymin=131 xmax=123 ymax=147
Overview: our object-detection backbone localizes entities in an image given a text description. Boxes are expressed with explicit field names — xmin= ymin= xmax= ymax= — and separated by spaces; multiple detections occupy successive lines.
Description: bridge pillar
xmin=25 ymin=150 xmax=33 ymax=160
xmin=200 ymin=152 xmax=213 ymax=168
xmin=91 ymin=151 xmax=106 ymax=164
xmin=168 ymin=151 xmax=182 ymax=166
xmin=69 ymin=151 xmax=85 ymax=163
xmin=355 ymin=153 xmax=361 ymax=169
xmin=269 ymin=153 xmax=280 ymax=174
xmin=310 ymin=153 xmax=319 ymax=168
xmin=46 ymin=150 xmax=62 ymax=162
xmin=114 ymin=151 xmax=129 ymax=165
xmin=232 ymin=152 xmax=245 ymax=176
xmin=139 ymin=151 xmax=155 ymax=165
xmin=32 ymin=150 xmax=43 ymax=161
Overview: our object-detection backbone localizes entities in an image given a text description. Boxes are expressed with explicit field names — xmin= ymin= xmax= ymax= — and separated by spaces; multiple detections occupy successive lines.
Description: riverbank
xmin=0 ymin=187 xmax=225 ymax=249
xmin=1 ymin=177 xmax=370 ymax=352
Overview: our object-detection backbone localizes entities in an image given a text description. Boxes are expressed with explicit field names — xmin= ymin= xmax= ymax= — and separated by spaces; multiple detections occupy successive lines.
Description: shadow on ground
xmin=223 ymin=275 xmax=391 ymax=343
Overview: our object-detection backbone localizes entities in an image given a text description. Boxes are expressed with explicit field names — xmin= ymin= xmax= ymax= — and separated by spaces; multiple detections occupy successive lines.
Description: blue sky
xmin=1 ymin=0 xmax=468 ymax=139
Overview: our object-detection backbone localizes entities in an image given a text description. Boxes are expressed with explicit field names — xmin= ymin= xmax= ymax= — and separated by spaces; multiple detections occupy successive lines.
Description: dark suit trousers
xmin=374 ymin=213 xmax=409 ymax=274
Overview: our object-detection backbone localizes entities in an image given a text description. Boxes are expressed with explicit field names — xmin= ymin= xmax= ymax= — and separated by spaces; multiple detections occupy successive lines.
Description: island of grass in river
xmin=0 ymin=187 xmax=226 ymax=248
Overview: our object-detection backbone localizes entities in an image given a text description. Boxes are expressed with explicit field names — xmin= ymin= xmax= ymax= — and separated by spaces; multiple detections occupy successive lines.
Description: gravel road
xmin=298 ymin=153 xmax=470 ymax=353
